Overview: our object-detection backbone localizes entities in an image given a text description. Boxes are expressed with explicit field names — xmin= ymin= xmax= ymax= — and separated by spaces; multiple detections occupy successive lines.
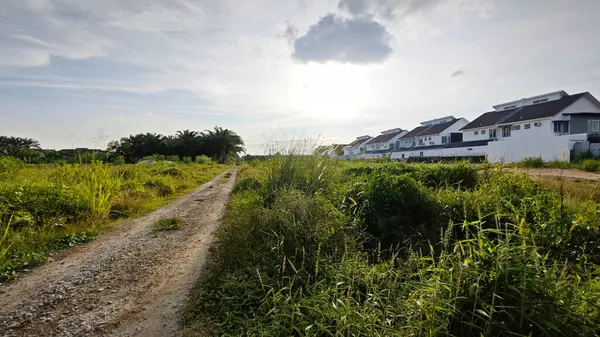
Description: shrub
xmin=520 ymin=156 xmax=545 ymax=168
xmin=144 ymin=176 xmax=176 ymax=196
xmin=348 ymin=173 xmax=440 ymax=249
xmin=580 ymin=159 xmax=600 ymax=172
xmin=545 ymin=159 xmax=572 ymax=169
xmin=160 ymin=167 xmax=184 ymax=177
xmin=113 ymin=155 xmax=126 ymax=165
xmin=0 ymin=157 xmax=23 ymax=176
xmin=182 ymin=156 xmax=193 ymax=164
xmin=0 ymin=183 xmax=85 ymax=228
xmin=418 ymin=162 xmax=478 ymax=189
xmin=232 ymin=177 xmax=264 ymax=194
xmin=153 ymin=217 xmax=183 ymax=230
xmin=195 ymin=155 xmax=212 ymax=164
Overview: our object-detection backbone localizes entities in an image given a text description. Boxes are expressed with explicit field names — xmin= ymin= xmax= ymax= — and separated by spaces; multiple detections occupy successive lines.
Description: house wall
xmin=487 ymin=130 xmax=571 ymax=162
xmin=570 ymin=115 xmax=600 ymax=134
xmin=462 ymin=126 xmax=498 ymax=141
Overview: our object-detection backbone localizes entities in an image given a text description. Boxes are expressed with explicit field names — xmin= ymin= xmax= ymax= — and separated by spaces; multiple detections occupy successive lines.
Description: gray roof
xmin=401 ymin=118 xmax=462 ymax=139
xmin=461 ymin=92 xmax=589 ymax=130
xmin=368 ymin=130 xmax=404 ymax=144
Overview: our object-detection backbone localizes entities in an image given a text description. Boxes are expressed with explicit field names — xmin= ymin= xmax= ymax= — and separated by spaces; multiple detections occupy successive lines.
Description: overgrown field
xmin=0 ymin=157 xmax=227 ymax=280
xmin=185 ymin=156 xmax=600 ymax=336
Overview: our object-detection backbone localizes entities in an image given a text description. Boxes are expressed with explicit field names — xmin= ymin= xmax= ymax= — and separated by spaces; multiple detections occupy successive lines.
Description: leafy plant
xmin=153 ymin=217 xmax=183 ymax=230
xmin=520 ymin=156 xmax=545 ymax=168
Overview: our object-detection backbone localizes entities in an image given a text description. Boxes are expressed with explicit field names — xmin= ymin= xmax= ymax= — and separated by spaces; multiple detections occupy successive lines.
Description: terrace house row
xmin=342 ymin=90 xmax=600 ymax=162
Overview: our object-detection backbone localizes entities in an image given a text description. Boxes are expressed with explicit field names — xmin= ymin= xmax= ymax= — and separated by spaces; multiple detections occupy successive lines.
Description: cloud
xmin=450 ymin=69 xmax=465 ymax=77
xmin=338 ymin=0 xmax=371 ymax=17
xmin=291 ymin=14 xmax=393 ymax=64
xmin=337 ymin=0 xmax=442 ymax=20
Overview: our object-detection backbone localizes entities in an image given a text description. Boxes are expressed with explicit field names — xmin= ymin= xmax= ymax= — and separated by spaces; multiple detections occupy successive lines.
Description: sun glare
xmin=289 ymin=63 xmax=372 ymax=120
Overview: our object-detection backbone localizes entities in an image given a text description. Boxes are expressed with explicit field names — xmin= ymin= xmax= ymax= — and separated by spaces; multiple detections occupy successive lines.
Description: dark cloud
xmin=291 ymin=14 xmax=392 ymax=64
xmin=280 ymin=23 xmax=298 ymax=46
xmin=337 ymin=0 xmax=441 ymax=20
xmin=450 ymin=69 xmax=465 ymax=77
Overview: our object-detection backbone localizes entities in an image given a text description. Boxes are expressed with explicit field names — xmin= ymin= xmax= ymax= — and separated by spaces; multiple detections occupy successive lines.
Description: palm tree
xmin=200 ymin=127 xmax=245 ymax=163
xmin=0 ymin=136 xmax=41 ymax=157
xmin=175 ymin=130 xmax=201 ymax=159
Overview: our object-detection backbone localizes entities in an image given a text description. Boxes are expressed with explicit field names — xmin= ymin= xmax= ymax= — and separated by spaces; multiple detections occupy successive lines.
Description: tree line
xmin=0 ymin=126 xmax=245 ymax=164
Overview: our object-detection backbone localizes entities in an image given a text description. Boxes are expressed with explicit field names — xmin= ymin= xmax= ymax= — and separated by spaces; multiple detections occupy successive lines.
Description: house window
xmin=474 ymin=131 xmax=479 ymax=135
xmin=489 ymin=129 xmax=497 ymax=138
xmin=589 ymin=120 xmax=600 ymax=133
xmin=428 ymin=137 xmax=431 ymax=141
xmin=553 ymin=121 xmax=569 ymax=134
xmin=359 ymin=147 xmax=363 ymax=152
xmin=420 ymin=151 xmax=424 ymax=157
xmin=502 ymin=126 xmax=511 ymax=137
xmin=401 ymin=154 xmax=405 ymax=159
xmin=524 ymin=123 xmax=531 ymax=129
xmin=418 ymin=139 xmax=424 ymax=145
xmin=512 ymin=125 xmax=521 ymax=131
xmin=481 ymin=129 xmax=486 ymax=134
xmin=441 ymin=136 xmax=449 ymax=144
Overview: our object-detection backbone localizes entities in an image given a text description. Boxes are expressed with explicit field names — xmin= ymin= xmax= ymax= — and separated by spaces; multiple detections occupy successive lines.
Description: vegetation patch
xmin=153 ymin=217 xmax=183 ymax=231
xmin=185 ymin=156 xmax=600 ymax=337
xmin=0 ymin=160 xmax=228 ymax=281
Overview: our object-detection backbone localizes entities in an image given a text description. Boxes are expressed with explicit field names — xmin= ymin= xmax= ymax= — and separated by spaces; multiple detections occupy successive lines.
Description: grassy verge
xmin=185 ymin=157 xmax=600 ymax=336
xmin=0 ymin=158 xmax=227 ymax=281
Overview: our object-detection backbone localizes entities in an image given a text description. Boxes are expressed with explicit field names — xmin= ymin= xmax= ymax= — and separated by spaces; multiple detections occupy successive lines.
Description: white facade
xmin=364 ymin=128 xmax=408 ymax=158
xmin=344 ymin=90 xmax=600 ymax=163
xmin=343 ymin=136 xmax=371 ymax=159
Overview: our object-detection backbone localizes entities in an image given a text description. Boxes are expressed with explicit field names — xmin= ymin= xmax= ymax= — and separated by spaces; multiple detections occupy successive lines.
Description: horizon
xmin=2 ymin=0 xmax=600 ymax=155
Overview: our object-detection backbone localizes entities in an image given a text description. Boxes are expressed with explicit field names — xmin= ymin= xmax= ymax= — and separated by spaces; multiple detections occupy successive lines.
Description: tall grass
xmin=185 ymin=155 xmax=600 ymax=336
xmin=0 ymin=159 xmax=228 ymax=280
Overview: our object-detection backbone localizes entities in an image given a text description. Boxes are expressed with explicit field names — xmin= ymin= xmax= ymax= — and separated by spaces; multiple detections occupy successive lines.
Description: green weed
xmin=185 ymin=155 xmax=600 ymax=337
xmin=153 ymin=217 xmax=183 ymax=230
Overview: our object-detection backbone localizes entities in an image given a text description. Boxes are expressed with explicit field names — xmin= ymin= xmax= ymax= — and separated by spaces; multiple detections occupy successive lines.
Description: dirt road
xmin=0 ymin=168 xmax=236 ymax=337
xmin=519 ymin=168 xmax=600 ymax=181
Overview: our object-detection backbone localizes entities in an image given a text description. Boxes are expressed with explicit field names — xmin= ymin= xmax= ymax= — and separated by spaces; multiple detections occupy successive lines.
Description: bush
xmin=545 ymin=159 xmax=572 ymax=169
xmin=159 ymin=167 xmax=184 ymax=177
xmin=520 ymin=156 xmax=545 ymax=168
xmin=153 ymin=217 xmax=183 ymax=230
xmin=113 ymin=155 xmax=126 ymax=165
xmin=348 ymin=173 xmax=440 ymax=249
xmin=232 ymin=177 xmax=264 ymax=194
xmin=182 ymin=156 xmax=193 ymax=164
xmin=195 ymin=155 xmax=212 ymax=164
xmin=0 ymin=183 xmax=85 ymax=228
xmin=0 ymin=157 xmax=23 ymax=176
xmin=580 ymin=159 xmax=600 ymax=172
xmin=144 ymin=177 xmax=176 ymax=196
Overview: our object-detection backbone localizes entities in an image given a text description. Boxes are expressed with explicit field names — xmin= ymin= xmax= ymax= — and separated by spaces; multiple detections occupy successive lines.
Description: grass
xmin=153 ymin=217 xmax=183 ymax=231
xmin=184 ymin=156 xmax=600 ymax=337
xmin=0 ymin=158 xmax=228 ymax=280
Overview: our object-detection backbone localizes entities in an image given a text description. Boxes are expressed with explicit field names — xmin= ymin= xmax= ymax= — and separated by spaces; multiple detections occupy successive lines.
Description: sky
xmin=2 ymin=0 xmax=600 ymax=154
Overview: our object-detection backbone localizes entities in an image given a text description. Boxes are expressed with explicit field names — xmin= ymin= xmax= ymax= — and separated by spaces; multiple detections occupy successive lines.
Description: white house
xmin=460 ymin=90 xmax=600 ymax=162
xmin=343 ymin=135 xmax=372 ymax=159
xmin=364 ymin=128 xmax=408 ymax=158
xmin=390 ymin=116 xmax=470 ymax=160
